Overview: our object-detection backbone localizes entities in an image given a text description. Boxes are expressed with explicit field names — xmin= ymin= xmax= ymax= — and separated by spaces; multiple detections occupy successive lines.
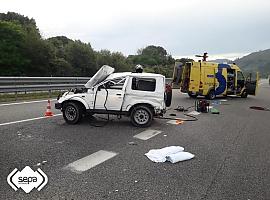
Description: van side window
xmin=104 ymin=77 xmax=126 ymax=90
xmin=131 ymin=78 xmax=156 ymax=92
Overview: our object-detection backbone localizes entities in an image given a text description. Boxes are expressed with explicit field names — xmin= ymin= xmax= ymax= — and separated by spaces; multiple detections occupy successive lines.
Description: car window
xmin=104 ymin=77 xmax=126 ymax=90
xmin=131 ymin=78 xmax=156 ymax=92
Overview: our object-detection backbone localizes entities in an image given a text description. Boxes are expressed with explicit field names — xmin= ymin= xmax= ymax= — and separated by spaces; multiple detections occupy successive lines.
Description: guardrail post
xmin=14 ymin=79 xmax=17 ymax=101
xmin=49 ymin=77 xmax=52 ymax=98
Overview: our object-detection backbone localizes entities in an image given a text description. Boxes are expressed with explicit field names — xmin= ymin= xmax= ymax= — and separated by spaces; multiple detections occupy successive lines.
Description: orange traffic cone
xmin=45 ymin=100 xmax=54 ymax=117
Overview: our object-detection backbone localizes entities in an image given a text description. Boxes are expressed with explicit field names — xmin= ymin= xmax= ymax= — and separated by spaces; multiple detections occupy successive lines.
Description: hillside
xmin=234 ymin=49 xmax=270 ymax=78
xmin=209 ymin=59 xmax=233 ymax=64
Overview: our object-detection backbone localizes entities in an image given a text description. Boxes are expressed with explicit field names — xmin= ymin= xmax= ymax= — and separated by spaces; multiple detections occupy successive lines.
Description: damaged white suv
xmin=55 ymin=65 xmax=172 ymax=127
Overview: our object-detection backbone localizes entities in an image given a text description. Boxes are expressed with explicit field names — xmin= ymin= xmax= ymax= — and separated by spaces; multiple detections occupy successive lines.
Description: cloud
xmin=1 ymin=0 xmax=270 ymax=57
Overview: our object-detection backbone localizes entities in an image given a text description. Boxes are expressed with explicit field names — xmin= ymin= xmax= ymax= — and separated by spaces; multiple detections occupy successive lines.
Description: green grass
xmin=0 ymin=91 xmax=61 ymax=103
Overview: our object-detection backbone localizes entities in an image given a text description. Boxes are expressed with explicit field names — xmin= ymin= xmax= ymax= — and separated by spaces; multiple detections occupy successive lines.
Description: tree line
xmin=0 ymin=12 xmax=192 ymax=77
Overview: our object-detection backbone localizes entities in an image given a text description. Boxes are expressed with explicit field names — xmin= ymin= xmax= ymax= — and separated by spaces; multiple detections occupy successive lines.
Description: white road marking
xmin=133 ymin=129 xmax=162 ymax=140
xmin=0 ymin=99 xmax=55 ymax=107
xmin=64 ymin=150 xmax=118 ymax=173
xmin=0 ymin=114 xmax=62 ymax=126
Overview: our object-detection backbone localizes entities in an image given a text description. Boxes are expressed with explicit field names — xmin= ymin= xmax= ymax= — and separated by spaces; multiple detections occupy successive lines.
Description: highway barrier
xmin=0 ymin=76 xmax=174 ymax=94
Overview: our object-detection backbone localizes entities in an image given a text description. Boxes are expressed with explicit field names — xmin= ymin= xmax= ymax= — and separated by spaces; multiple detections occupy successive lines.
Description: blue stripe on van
xmin=215 ymin=64 xmax=231 ymax=95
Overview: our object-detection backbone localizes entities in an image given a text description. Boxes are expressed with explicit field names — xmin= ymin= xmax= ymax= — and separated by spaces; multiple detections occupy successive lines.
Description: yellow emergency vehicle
xmin=173 ymin=58 xmax=259 ymax=100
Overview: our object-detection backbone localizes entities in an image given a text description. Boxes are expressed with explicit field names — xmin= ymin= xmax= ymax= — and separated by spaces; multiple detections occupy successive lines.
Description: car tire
xmin=241 ymin=90 xmax=248 ymax=98
xmin=130 ymin=105 xmax=153 ymax=127
xmin=206 ymin=90 xmax=216 ymax=100
xmin=63 ymin=102 xmax=82 ymax=124
xmin=188 ymin=91 xmax=198 ymax=98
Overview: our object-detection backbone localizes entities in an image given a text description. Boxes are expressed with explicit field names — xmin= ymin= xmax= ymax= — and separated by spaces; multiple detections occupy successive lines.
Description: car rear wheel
xmin=63 ymin=102 xmax=82 ymax=124
xmin=130 ymin=105 xmax=153 ymax=127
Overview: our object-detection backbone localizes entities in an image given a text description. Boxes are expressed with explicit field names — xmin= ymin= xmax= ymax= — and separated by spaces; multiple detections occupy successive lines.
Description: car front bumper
xmin=55 ymin=102 xmax=62 ymax=110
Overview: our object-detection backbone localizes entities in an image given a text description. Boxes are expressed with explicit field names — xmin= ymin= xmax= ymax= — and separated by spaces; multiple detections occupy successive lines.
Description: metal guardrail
xmin=0 ymin=77 xmax=90 ymax=93
xmin=0 ymin=77 xmax=174 ymax=94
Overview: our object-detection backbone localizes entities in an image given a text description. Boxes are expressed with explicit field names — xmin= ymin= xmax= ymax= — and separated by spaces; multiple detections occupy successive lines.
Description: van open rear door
xmin=172 ymin=62 xmax=191 ymax=92
xmin=246 ymin=72 xmax=259 ymax=95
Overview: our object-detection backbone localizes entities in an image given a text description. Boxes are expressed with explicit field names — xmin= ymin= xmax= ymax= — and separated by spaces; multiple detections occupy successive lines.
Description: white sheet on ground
xmin=166 ymin=152 xmax=195 ymax=163
xmin=145 ymin=146 xmax=184 ymax=163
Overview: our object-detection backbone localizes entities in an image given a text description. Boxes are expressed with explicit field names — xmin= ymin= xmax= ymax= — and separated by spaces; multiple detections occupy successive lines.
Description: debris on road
xmin=187 ymin=111 xmax=200 ymax=116
xmin=166 ymin=120 xmax=184 ymax=125
xmin=212 ymin=100 xmax=221 ymax=105
xmin=250 ymin=106 xmax=270 ymax=111
xmin=210 ymin=108 xmax=220 ymax=114
xmin=17 ymin=131 xmax=22 ymax=136
xmin=145 ymin=146 xmax=194 ymax=163
xmin=128 ymin=141 xmax=137 ymax=145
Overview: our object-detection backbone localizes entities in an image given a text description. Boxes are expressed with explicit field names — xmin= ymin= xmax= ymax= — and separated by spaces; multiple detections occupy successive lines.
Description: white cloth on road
xmin=145 ymin=146 xmax=184 ymax=162
xmin=145 ymin=146 xmax=194 ymax=163
xmin=166 ymin=152 xmax=195 ymax=163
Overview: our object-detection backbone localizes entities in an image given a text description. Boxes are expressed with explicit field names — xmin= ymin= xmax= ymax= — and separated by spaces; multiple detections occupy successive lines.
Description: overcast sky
xmin=1 ymin=0 xmax=270 ymax=60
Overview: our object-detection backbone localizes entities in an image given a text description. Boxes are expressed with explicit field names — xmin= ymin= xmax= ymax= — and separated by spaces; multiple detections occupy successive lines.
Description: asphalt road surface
xmin=0 ymin=80 xmax=269 ymax=200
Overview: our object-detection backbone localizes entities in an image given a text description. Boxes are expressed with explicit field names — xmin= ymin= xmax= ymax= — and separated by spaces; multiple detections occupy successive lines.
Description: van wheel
xmin=206 ymin=90 xmax=216 ymax=100
xmin=130 ymin=105 xmax=153 ymax=127
xmin=188 ymin=91 xmax=198 ymax=98
xmin=241 ymin=90 xmax=248 ymax=98
xmin=63 ymin=102 xmax=82 ymax=124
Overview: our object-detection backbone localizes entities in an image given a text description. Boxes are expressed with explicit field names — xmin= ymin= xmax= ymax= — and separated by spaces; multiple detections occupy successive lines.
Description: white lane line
xmin=0 ymin=99 xmax=55 ymax=107
xmin=0 ymin=114 xmax=62 ymax=126
xmin=133 ymin=129 xmax=162 ymax=140
xmin=64 ymin=150 xmax=118 ymax=173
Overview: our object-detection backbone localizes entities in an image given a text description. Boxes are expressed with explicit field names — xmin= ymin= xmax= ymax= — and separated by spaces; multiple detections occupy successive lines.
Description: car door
xmin=246 ymin=72 xmax=259 ymax=95
xmin=94 ymin=77 xmax=127 ymax=110
xmin=236 ymin=71 xmax=245 ymax=94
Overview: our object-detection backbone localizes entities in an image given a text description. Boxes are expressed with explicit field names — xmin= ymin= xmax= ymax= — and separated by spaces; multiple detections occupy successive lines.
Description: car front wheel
xmin=63 ymin=102 xmax=82 ymax=124
xmin=130 ymin=105 xmax=153 ymax=127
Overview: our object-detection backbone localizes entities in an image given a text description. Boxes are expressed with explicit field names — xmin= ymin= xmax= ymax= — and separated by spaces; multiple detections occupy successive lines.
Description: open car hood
xmin=84 ymin=65 xmax=115 ymax=88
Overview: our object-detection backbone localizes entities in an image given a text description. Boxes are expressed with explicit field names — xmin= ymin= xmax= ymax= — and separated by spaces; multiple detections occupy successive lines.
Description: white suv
xmin=55 ymin=65 xmax=172 ymax=127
